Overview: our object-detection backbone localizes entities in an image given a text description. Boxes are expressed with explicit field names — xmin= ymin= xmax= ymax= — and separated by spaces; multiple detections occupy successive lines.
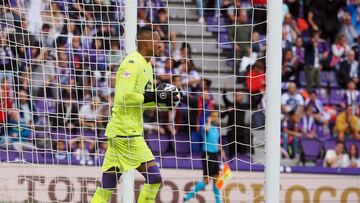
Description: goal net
xmin=0 ymin=0 xmax=272 ymax=202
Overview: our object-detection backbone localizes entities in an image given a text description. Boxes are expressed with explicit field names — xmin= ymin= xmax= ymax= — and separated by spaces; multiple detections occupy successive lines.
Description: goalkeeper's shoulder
xmin=120 ymin=52 xmax=140 ymax=69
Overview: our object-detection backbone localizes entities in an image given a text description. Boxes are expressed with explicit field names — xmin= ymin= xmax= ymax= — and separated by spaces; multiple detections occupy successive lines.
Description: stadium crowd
xmin=0 ymin=0 xmax=359 ymax=169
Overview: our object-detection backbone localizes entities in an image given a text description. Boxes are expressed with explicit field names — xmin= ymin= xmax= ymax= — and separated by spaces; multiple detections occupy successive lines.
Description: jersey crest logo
xmin=122 ymin=71 xmax=131 ymax=78
xmin=128 ymin=59 xmax=134 ymax=64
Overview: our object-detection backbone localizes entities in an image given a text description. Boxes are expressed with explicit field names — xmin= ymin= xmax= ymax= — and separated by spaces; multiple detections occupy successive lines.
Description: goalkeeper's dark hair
xmin=137 ymin=26 xmax=155 ymax=40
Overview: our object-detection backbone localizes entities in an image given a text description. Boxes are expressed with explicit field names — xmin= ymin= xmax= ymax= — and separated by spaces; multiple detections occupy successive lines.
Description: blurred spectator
xmin=307 ymin=1 xmax=323 ymax=34
xmin=305 ymin=91 xmax=330 ymax=134
xmin=281 ymin=82 xmax=304 ymax=115
xmin=228 ymin=9 xmax=252 ymax=75
xmin=292 ymin=37 xmax=305 ymax=66
xmin=226 ymin=0 xmax=251 ymax=24
xmin=0 ymin=78 xmax=13 ymax=128
xmin=282 ymin=111 xmax=302 ymax=159
xmin=348 ymin=144 xmax=360 ymax=168
xmin=346 ymin=0 xmax=360 ymax=33
xmin=191 ymin=90 xmax=214 ymax=153
xmin=339 ymin=12 xmax=358 ymax=45
xmin=107 ymin=40 xmax=124 ymax=71
xmin=284 ymin=0 xmax=301 ymax=19
xmin=330 ymin=34 xmax=350 ymax=69
xmin=340 ymin=81 xmax=360 ymax=114
xmin=98 ymin=140 xmax=108 ymax=155
xmin=252 ymin=0 xmax=267 ymax=35
xmin=173 ymin=42 xmax=192 ymax=67
xmin=246 ymin=61 xmax=265 ymax=108
xmin=179 ymin=60 xmax=200 ymax=92
xmin=53 ymin=98 xmax=79 ymax=134
xmin=138 ymin=8 xmax=150 ymax=28
xmin=6 ymin=109 xmax=35 ymax=152
xmin=54 ymin=140 xmax=71 ymax=161
xmin=195 ymin=0 xmax=221 ymax=23
xmin=31 ymin=49 xmax=57 ymax=98
xmin=304 ymin=31 xmax=328 ymax=90
xmin=143 ymin=109 xmax=166 ymax=135
xmin=196 ymin=90 xmax=214 ymax=131
xmin=282 ymin=27 xmax=292 ymax=50
xmin=222 ymin=88 xmax=252 ymax=156
xmin=153 ymin=8 xmax=177 ymax=52
xmin=352 ymin=36 xmax=360 ymax=61
xmin=79 ymin=96 xmax=103 ymax=133
xmin=89 ymin=39 xmax=107 ymax=75
xmin=324 ymin=141 xmax=349 ymax=168
xmin=57 ymin=50 xmax=73 ymax=85
xmin=141 ymin=0 xmax=165 ymax=23
xmin=282 ymin=49 xmax=298 ymax=83
xmin=16 ymin=89 xmax=37 ymax=125
xmin=335 ymin=106 xmax=360 ymax=141
xmin=172 ymin=75 xmax=189 ymax=133
xmin=282 ymin=13 xmax=300 ymax=44
xmin=301 ymin=106 xmax=317 ymax=139
xmin=69 ymin=137 xmax=94 ymax=165
xmin=80 ymin=25 xmax=96 ymax=51
xmin=0 ymin=33 xmax=14 ymax=71
xmin=337 ymin=50 xmax=359 ymax=88
xmin=251 ymin=31 xmax=266 ymax=57
xmin=157 ymin=58 xmax=179 ymax=83
xmin=96 ymin=24 xmax=117 ymax=51
xmin=320 ymin=0 xmax=345 ymax=43
xmin=38 ymin=24 xmax=55 ymax=48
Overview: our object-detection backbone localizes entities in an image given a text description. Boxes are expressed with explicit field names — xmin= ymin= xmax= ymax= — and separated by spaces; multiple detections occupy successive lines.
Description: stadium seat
xmin=315 ymin=159 xmax=324 ymax=167
xmin=300 ymin=138 xmax=322 ymax=165
xmin=0 ymin=150 xmax=19 ymax=162
xmin=219 ymin=33 xmax=232 ymax=50
xmin=326 ymin=71 xmax=339 ymax=88
xmin=316 ymin=125 xmax=331 ymax=142
xmin=299 ymin=71 xmax=306 ymax=87
xmin=23 ymin=151 xmax=45 ymax=164
xmin=329 ymin=89 xmax=344 ymax=105
xmin=315 ymin=88 xmax=330 ymax=105
xmin=206 ymin=17 xmax=227 ymax=33
xmin=174 ymin=132 xmax=191 ymax=157
xmin=145 ymin=133 xmax=170 ymax=156
xmin=323 ymin=138 xmax=337 ymax=152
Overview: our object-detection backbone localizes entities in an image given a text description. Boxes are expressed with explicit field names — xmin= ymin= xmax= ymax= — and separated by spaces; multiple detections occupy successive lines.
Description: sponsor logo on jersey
xmin=128 ymin=59 xmax=134 ymax=64
xmin=122 ymin=71 xmax=131 ymax=78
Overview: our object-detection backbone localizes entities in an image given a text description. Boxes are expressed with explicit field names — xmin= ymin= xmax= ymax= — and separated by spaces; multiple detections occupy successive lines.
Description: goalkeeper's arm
xmin=116 ymin=73 xmax=179 ymax=106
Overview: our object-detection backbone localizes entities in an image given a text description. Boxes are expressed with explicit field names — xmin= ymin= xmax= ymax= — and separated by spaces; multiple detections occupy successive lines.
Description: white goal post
xmin=264 ymin=0 xmax=282 ymax=203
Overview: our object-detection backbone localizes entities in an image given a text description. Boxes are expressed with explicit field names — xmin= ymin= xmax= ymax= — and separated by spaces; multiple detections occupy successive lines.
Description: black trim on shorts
xmin=115 ymin=135 xmax=142 ymax=138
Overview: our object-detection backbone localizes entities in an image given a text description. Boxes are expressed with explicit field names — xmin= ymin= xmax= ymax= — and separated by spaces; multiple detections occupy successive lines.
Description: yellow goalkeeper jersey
xmin=105 ymin=51 xmax=155 ymax=138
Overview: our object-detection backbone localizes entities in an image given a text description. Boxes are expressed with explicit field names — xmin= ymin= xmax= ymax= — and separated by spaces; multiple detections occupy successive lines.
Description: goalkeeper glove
xmin=143 ymin=90 xmax=180 ymax=106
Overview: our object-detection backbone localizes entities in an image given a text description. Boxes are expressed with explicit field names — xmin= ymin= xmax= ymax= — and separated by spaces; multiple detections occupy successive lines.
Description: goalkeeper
xmin=91 ymin=27 xmax=180 ymax=203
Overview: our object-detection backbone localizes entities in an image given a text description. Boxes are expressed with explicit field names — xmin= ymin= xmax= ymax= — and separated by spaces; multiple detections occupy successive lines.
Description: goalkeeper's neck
xmin=138 ymin=48 xmax=151 ymax=63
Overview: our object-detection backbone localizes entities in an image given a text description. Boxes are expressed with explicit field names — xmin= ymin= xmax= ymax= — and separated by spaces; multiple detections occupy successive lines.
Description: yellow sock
xmin=91 ymin=187 xmax=113 ymax=203
xmin=138 ymin=183 xmax=161 ymax=203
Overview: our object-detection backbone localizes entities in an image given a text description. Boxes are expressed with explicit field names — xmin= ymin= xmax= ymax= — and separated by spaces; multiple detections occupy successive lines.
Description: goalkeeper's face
xmin=151 ymin=32 xmax=162 ymax=57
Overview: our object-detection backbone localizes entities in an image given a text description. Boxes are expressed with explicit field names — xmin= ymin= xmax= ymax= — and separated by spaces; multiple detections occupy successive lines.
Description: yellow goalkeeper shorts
xmin=101 ymin=136 xmax=155 ymax=172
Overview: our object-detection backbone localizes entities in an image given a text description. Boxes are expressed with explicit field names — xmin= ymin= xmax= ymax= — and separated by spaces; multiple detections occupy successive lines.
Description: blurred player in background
xmin=183 ymin=111 xmax=225 ymax=203
xmin=91 ymin=27 xmax=180 ymax=203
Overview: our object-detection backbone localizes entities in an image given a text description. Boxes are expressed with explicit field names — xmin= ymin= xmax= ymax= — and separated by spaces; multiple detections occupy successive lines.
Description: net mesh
xmin=0 ymin=0 xmax=267 ymax=202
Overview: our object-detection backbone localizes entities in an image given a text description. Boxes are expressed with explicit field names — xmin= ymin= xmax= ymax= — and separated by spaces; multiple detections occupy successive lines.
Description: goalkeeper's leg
xmin=91 ymin=167 xmax=121 ymax=203
xmin=137 ymin=161 xmax=162 ymax=203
